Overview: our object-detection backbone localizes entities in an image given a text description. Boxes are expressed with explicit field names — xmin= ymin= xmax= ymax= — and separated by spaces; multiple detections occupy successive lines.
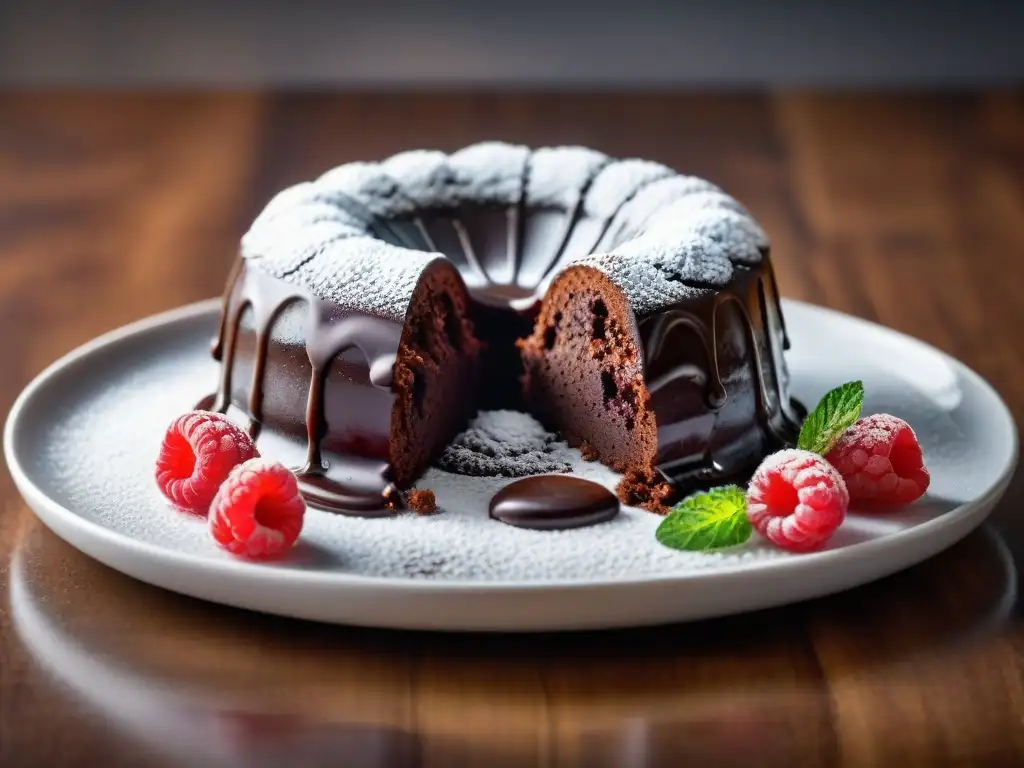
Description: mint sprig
xmin=797 ymin=380 xmax=864 ymax=456
xmin=655 ymin=485 xmax=751 ymax=552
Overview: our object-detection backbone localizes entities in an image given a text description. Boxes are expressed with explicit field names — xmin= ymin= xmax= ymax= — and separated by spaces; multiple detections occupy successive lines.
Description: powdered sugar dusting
xmin=582 ymin=159 xmax=675 ymax=219
xmin=829 ymin=413 xmax=916 ymax=455
xmin=571 ymin=234 xmax=732 ymax=315
xmin=643 ymin=205 xmax=767 ymax=265
xmin=448 ymin=141 xmax=530 ymax=206
xmin=609 ymin=180 xmax=747 ymax=246
xmin=614 ymin=176 xmax=728 ymax=231
xmin=315 ymin=162 xmax=418 ymax=220
xmin=242 ymin=184 xmax=368 ymax=268
xmin=241 ymin=142 xmax=770 ymax=316
xmin=379 ymin=149 xmax=458 ymax=209
xmin=244 ymin=228 xmax=358 ymax=280
xmin=249 ymin=183 xmax=356 ymax=229
xmin=282 ymin=237 xmax=443 ymax=322
xmin=435 ymin=410 xmax=573 ymax=477
xmin=526 ymin=146 xmax=609 ymax=209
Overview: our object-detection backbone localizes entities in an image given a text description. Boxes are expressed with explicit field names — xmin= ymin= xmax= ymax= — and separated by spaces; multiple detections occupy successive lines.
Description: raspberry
xmin=209 ymin=458 xmax=305 ymax=558
xmin=746 ymin=449 xmax=849 ymax=552
xmin=155 ymin=411 xmax=259 ymax=513
xmin=825 ymin=414 xmax=930 ymax=507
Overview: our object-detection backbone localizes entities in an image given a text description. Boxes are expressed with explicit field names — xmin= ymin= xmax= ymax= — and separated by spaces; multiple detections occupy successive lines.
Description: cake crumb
xmin=616 ymin=471 xmax=676 ymax=515
xmin=407 ymin=489 xmax=439 ymax=515
xmin=578 ymin=440 xmax=600 ymax=462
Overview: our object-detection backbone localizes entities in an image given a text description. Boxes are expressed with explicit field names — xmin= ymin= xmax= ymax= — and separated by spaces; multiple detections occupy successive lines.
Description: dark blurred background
xmin=1 ymin=0 xmax=1022 ymax=87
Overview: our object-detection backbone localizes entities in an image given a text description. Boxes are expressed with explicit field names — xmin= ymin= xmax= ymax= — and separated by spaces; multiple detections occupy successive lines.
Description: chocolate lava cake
xmin=206 ymin=142 xmax=803 ymax=514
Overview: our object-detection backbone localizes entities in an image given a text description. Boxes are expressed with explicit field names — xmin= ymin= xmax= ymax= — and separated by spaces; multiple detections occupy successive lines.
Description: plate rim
xmin=3 ymin=299 xmax=1019 ymax=596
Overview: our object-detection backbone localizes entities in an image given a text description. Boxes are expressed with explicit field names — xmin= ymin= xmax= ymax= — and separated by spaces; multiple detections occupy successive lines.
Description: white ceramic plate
xmin=4 ymin=300 xmax=1018 ymax=631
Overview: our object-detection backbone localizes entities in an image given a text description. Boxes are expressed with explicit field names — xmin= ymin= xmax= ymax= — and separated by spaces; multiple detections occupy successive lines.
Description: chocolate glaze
xmin=489 ymin=476 xmax=619 ymax=530
xmin=209 ymin=161 xmax=799 ymax=513
xmin=638 ymin=260 xmax=802 ymax=492
xmin=206 ymin=264 xmax=404 ymax=516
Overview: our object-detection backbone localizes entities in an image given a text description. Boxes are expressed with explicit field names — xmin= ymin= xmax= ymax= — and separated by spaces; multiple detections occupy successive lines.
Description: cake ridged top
xmin=241 ymin=142 xmax=769 ymax=322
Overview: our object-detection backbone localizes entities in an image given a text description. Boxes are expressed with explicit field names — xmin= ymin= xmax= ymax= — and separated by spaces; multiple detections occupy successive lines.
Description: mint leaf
xmin=655 ymin=486 xmax=751 ymax=552
xmin=797 ymin=380 xmax=865 ymax=455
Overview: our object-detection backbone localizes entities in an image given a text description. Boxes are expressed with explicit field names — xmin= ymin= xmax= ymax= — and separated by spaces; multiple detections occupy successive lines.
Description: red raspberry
xmin=746 ymin=449 xmax=849 ymax=552
xmin=209 ymin=458 xmax=305 ymax=558
xmin=155 ymin=411 xmax=259 ymax=513
xmin=825 ymin=414 xmax=930 ymax=507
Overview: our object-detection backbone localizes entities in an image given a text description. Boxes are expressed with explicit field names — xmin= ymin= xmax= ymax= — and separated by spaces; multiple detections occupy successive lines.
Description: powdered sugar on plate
xmin=435 ymin=410 xmax=573 ymax=478
xmin=21 ymin=306 xmax=978 ymax=586
xmin=26 ymin=316 xmax=797 ymax=582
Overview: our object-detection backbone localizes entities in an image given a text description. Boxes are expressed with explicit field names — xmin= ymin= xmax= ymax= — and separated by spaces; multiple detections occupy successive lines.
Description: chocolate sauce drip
xmin=211 ymin=257 xmax=242 ymax=361
xmin=206 ymin=263 xmax=404 ymax=516
xmin=515 ymin=157 xmax=610 ymax=292
xmin=413 ymin=216 xmax=438 ymax=252
xmin=765 ymin=259 xmax=791 ymax=350
xmin=643 ymin=310 xmax=727 ymax=406
xmin=450 ymin=217 xmax=485 ymax=281
xmin=639 ymin=258 xmax=801 ymax=491
xmin=489 ymin=476 xmax=619 ymax=530
xmin=297 ymin=469 xmax=401 ymax=518
xmin=247 ymin=295 xmax=304 ymax=438
xmin=210 ymin=301 xmax=245 ymax=415
xmin=505 ymin=205 xmax=521 ymax=286
xmin=545 ymin=188 xmax=591 ymax=273
xmin=300 ymin=304 xmax=400 ymax=474
xmin=508 ymin=157 xmax=530 ymax=284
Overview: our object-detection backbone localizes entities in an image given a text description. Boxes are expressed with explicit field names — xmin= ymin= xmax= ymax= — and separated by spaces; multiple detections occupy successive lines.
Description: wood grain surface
xmin=1 ymin=92 xmax=1023 ymax=766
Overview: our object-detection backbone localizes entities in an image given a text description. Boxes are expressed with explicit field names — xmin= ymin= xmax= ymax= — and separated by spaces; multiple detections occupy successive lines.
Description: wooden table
xmin=1 ymin=93 xmax=1023 ymax=766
